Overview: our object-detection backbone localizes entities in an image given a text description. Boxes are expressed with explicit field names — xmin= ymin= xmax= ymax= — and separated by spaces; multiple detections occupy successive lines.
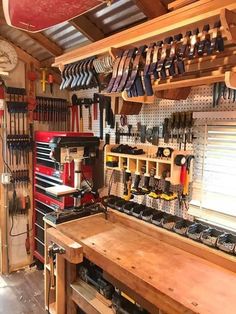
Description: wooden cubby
xmin=105 ymin=145 xmax=192 ymax=185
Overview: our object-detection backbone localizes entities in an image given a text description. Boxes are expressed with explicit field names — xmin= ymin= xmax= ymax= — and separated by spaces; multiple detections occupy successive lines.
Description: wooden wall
xmin=0 ymin=50 xmax=68 ymax=274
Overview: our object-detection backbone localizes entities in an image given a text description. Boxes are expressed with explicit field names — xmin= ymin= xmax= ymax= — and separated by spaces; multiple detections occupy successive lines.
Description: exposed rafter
xmin=40 ymin=57 xmax=56 ymax=68
xmin=133 ymin=0 xmax=167 ymax=19
xmin=168 ymin=0 xmax=198 ymax=11
xmin=70 ymin=15 xmax=104 ymax=42
xmin=23 ymin=32 xmax=63 ymax=56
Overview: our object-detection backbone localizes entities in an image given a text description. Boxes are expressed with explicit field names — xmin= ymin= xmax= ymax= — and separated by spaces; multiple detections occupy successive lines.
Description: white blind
xmin=191 ymin=122 xmax=236 ymax=217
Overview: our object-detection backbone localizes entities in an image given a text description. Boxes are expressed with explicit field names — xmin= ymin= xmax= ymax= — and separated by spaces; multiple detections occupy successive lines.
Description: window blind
xmin=191 ymin=122 xmax=236 ymax=217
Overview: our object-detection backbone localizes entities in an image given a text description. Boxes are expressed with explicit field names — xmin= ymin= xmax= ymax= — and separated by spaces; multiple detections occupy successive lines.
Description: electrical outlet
xmin=1 ymin=173 xmax=11 ymax=185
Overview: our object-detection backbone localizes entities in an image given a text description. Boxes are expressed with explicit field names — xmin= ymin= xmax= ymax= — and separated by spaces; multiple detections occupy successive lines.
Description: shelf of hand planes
xmin=54 ymin=2 xmax=236 ymax=103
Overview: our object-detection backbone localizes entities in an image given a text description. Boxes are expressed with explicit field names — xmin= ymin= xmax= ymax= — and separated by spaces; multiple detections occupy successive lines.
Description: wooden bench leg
xmin=56 ymin=254 xmax=65 ymax=314
xmin=66 ymin=261 xmax=77 ymax=314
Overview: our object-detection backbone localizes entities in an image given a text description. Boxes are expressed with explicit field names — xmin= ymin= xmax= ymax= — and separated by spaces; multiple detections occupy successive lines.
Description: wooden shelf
xmin=52 ymin=2 xmax=236 ymax=102
xmin=71 ymin=280 xmax=113 ymax=314
xmin=105 ymin=145 xmax=192 ymax=185
xmin=53 ymin=1 xmax=236 ymax=67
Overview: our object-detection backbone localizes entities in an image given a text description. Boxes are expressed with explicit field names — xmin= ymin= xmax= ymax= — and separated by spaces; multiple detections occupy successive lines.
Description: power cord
xmin=104 ymin=170 xmax=115 ymax=219
xmin=0 ymin=133 xmax=13 ymax=175
xmin=108 ymin=169 xmax=115 ymax=196
xmin=9 ymin=215 xmax=33 ymax=237
xmin=81 ymin=170 xmax=93 ymax=189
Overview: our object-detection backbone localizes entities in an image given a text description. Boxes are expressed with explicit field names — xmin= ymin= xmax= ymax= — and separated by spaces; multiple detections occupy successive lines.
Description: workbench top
xmin=55 ymin=213 xmax=236 ymax=314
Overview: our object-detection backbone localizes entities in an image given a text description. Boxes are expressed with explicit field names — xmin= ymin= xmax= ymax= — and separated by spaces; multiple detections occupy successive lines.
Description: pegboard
xmin=70 ymin=85 xmax=236 ymax=220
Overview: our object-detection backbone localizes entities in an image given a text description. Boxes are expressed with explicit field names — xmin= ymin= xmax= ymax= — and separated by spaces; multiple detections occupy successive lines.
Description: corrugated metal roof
xmin=87 ymin=0 xmax=146 ymax=34
xmin=0 ymin=24 xmax=53 ymax=61
xmin=43 ymin=21 xmax=90 ymax=51
xmin=42 ymin=0 xmax=146 ymax=52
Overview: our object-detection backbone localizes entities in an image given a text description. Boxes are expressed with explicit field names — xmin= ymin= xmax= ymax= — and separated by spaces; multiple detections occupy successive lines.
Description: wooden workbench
xmin=45 ymin=210 xmax=236 ymax=314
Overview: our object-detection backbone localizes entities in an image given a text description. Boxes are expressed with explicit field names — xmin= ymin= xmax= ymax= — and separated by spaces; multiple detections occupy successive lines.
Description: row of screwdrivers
xmin=10 ymin=170 xmax=30 ymax=185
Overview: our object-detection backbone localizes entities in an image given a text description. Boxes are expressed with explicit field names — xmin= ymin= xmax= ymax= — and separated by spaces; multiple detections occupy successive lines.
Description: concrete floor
xmin=0 ymin=267 xmax=45 ymax=314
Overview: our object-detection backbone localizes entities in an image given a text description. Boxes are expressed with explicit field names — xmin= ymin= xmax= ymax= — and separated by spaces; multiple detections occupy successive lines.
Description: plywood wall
xmin=0 ymin=56 xmax=68 ymax=273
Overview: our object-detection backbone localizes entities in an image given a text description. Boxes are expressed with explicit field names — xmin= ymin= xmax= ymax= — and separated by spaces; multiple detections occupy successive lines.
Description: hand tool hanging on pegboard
xmin=6 ymin=87 xmax=31 ymax=168
xmin=71 ymin=94 xmax=79 ymax=131
xmin=213 ymin=82 xmax=236 ymax=107
xmin=33 ymin=96 xmax=68 ymax=130
xmin=41 ymin=68 xmax=47 ymax=93
xmin=94 ymin=93 xmax=114 ymax=140
xmin=104 ymin=21 xmax=225 ymax=98
xmin=48 ymin=73 xmax=54 ymax=94
xmin=60 ymin=57 xmax=100 ymax=90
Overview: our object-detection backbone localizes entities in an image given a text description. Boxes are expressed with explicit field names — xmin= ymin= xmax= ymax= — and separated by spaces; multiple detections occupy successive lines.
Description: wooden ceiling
xmin=0 ymin=0 xmax=198 ymax=68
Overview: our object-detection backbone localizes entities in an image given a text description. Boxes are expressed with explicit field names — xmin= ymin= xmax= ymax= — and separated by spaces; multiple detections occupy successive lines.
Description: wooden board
xmin=71 ymin=280 xmax=113 ymax=314
xmin=56 ymin=214 xmax=236 ymax=314
xmin=46 ymin=228 xmax=83 ymax=264
xmin=45 ymin=185 xmax=77 ymax=197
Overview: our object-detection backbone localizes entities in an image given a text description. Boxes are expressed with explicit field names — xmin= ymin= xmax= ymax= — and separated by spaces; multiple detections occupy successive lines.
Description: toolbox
xmin=216 ymin=233 xmax=236 ymax=254
xmin=141 ymin=207 xmax=156 ymax=222
xmin=114 ymin=199 xmax=127 ymax=211
xmin=106 ymin=195 xmax=122 ymax=209
xmin=162 ymin=214 xmax=179 ymax=231
xmin=186 ymin=223 xmax=209 ymax=241
xmin=151 ymin=211 xmax=166 ymax=226
xmin=123 ymin=202 xmax=135 ymax=215
xmin=174 ymin=219 xmax=194 ymax=236
xmin=132 ymin=204 xmax=146 ymax=218
xmin=200 ymin=228 xmax=224 ymax=248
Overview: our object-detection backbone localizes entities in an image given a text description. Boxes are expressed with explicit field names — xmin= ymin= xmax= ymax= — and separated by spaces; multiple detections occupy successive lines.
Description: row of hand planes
xmin=60 ymin=56 xmax=113 ymax=90
xmin=107 ymin=21 xmax=224 ymax=97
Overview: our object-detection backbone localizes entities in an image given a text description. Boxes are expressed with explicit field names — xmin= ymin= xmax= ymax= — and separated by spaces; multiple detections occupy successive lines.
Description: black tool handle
xmin=99 ymin=103 xmax=104 ymax=139
xmin=132 ymin=174 xmax=141 ymax=190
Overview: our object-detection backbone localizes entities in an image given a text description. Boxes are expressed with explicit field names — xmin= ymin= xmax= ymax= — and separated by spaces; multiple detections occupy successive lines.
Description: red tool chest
xmin=33 ymin=131 xmax=93 ymax=263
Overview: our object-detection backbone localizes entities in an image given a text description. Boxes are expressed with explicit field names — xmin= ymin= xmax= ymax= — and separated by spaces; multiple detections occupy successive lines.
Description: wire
xmin=108 ymin=169 xmax=115 ymax=196
xmin=9 ymin=215 xmax=33 ymax=237
xmin=81 ymin=170 xmax=93 ymax=189
xmin=0 ymin=133 xmax=13 ymax=174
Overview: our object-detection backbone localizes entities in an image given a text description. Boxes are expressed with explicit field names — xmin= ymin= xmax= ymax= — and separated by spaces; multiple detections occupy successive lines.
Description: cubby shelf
xmin=105 ymin=145 xmax=192 ymax=185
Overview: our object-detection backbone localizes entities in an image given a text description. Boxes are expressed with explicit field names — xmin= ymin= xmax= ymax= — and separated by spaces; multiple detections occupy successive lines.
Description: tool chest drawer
xmin=35 ymin=238 xmax=44 ymax=258
xmin=35 ymin=224 xmax=44 ymax=243
xmin=35 ymin=210 xmax=45 ymax=228
xmin=35 ymin=142 xmax=57 ymax=169
xmin=35 ymin=199 xmax=56 ymax=214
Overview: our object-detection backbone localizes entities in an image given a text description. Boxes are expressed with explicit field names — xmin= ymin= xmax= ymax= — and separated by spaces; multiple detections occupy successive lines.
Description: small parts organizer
xmin=104 ymin=144 xmax=192 ymax=186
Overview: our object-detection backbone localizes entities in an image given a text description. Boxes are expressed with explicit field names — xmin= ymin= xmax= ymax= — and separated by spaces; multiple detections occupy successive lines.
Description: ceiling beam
xmin=23 ymin=32 xmax=63 ymax=56
xmin=40 ymin=57 xmax=56 ymax=68
xmin=133 ymin=0 xmax=167 ymax=19
xmin=168 ymin=0 xmax=198 ymax=11
xmin=70 ymin=15 xmax=104 ymax=42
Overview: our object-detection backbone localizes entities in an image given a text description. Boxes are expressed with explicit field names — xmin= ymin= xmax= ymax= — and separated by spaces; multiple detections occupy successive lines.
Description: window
xmin=190 ymin=120 xmax=236 ymax=229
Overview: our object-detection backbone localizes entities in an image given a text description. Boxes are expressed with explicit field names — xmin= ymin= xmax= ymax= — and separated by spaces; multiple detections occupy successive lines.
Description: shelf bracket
xmin=220 ymin=8 xmax=236 ymax=43
xmin=225 ymin=71 xmax=236 ymax=90
xmin=122 ymin=90 xmax=154 ymax=104
xmin=58 ymin=63 xmax=65 ymax=73
xmin=108 ymin=47 xmax=123 ymax=60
